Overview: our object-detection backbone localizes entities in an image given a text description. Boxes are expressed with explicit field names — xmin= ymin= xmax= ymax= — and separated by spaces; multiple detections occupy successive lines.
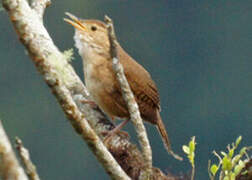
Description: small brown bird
xmin=64 ymin=13 xmax=182 ymax=160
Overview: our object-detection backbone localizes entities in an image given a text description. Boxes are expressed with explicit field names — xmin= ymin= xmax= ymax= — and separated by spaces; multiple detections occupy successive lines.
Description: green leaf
xmin=221 ymin=151 xmax=227 ymax=157
xmin=189 ymin=136 xmax=196 ymax=152
xmin=189 ymin=152 xmax=195 ymax=165
xmin=235 ymin=136 xmax=242 ymax=147
xmin=239 ymin=147 xmax=247 ymax=155
xmin=222 ymin=156 xmax=232 ymax=171
xmin=232 ymin=154 xmax=241 ymax=166
xmin=234 ymin=160 xmax=245 ymax=175
xmin=229 ymin=149 xmax=234 ymax=158
xmin=210 ymin=164 xmax=219 ymax=176
xmin=241 ymin=170 xmax=248 ymax=175
xmin=182 ymin=145 xmax=190 ymax=154
xmin=222 ymin=156 xmax=228 ymax=170
xmin=223 ymin=176 xmax=229 ymax=180
xmin=230 ymin=172 xmax=236 ymax=180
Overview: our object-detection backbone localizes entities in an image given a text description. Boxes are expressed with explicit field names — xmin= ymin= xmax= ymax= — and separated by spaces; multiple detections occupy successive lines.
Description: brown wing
xmin=113 ymin=45 xmax=161 ymax=123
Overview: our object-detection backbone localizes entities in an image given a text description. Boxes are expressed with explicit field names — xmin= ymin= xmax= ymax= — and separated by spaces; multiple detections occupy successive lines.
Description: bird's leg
xmin=103 ymin=119 xmax=130 ymax=144
xmin=81 ymin=99 xmax=98 ymax=108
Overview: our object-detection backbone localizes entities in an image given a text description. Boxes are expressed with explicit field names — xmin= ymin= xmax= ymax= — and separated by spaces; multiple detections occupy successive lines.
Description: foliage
xmin=183 ymin=136 xmax=196 ymax=180
xmin=183 ymin=136 xmax=251 ymax=180
xmin=208 ymin=136 xmax=251 ymax=180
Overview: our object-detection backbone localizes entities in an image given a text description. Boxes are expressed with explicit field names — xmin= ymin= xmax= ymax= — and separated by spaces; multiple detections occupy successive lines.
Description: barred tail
xmin=156 ymin=112 xmax=183 ymax=161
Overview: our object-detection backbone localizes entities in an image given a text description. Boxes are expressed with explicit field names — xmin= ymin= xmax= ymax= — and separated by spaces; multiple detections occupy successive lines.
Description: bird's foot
xmin=102 ymin=119 xmax=130 ymax=145
xmin=102 ymin=130 xmax=129 ymax=145
xmin=81 ymin=100 xmax=98 ymax=108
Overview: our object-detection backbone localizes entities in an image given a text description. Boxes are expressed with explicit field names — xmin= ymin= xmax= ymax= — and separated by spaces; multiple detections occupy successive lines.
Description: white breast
xmin=73 ymin=30 xmax=109 ymax=103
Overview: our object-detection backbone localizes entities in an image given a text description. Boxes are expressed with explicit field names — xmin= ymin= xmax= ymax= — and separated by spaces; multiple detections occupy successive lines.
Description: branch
xmin=2 ymin=0 xmax=129 ymax=179
xmin=30 ymin=0 xmax=50 ymax=20
xmin=104 ymin=15 xmax=153 ymax=178
xmin=0 ymin=121 xmax=28 ymax=180
xmin=2 ymin=0 xmax=181 ymax=179
xmin=15 ymin=137 xmax=40 ymax=180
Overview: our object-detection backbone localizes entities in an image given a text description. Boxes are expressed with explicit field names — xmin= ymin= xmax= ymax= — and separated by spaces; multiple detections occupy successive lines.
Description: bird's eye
xmin=91 ymin=26 xmax=97 ymax=31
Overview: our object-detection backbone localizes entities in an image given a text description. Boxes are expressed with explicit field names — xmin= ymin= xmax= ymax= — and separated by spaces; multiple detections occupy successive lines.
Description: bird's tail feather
xmin=156 ymin=112 xmax=183 ymax=161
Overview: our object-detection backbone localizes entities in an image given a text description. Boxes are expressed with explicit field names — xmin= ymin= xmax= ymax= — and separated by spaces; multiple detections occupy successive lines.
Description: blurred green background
xmin=0 ymin=0 xmax=251 ymax=179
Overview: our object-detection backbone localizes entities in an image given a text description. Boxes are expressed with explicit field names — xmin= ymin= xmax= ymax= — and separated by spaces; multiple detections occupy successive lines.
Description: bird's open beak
xmin=64 ymin=12 xmax=87 ymax=32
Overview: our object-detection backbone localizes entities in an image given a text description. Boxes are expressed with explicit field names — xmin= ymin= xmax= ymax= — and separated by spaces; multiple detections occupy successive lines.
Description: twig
xmin=2 ymin=0 xmax=130 ymax=179
xmin=0 ymin=120 xmax=28 ymax=180
xmin=104 ymin=15 xmax=153 ymax=178
xmin=191 ymin=165 xmax=195 ymax=180
xmin=15 ymin=137 xmax=40 ymax=180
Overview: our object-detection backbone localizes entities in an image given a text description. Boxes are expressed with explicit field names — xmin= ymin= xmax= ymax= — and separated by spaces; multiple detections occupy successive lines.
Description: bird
xmin=64 ymin=12 xmax=182 ymax=161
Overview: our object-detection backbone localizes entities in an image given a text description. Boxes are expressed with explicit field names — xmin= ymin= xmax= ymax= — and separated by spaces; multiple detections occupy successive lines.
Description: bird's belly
xmin=84 ymin=63 xmax=128 ymax=119
xmin=84 ymin=64 xmax=106 ymax=103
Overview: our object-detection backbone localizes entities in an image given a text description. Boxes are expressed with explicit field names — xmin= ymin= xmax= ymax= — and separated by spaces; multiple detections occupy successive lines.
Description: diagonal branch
xmin=0 ymin=121 xmax=28 ymax=180
xmin=15 ymin=137 xmax=40 ymax=180
xmin=105 ymin=15 xmax=153 ymax=179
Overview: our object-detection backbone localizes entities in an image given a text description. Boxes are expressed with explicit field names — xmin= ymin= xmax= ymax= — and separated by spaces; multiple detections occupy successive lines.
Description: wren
xmin=64 ymin=13 xmax=182 ymax=160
